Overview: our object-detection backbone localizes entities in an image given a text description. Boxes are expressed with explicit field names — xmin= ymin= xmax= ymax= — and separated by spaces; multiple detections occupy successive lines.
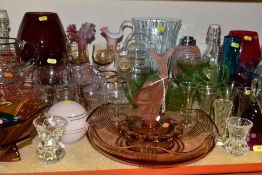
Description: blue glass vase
xmin=221 ymin=36 xmax=241 ymax=76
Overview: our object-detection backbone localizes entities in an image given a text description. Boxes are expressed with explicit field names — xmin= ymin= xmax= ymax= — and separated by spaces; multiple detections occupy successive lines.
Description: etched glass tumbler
xmin=224 ymin=117 xmax=253 ymax=156
xmin=213 ymin=98 xmax=233 ymax=144
xmin=33 ymin=115 xmax=68 ymax=163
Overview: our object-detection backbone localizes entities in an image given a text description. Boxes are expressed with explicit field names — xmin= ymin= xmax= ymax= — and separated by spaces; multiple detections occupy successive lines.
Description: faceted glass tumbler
xmin=224 ymin=117 xmax=253 ymax=156
xmin=33 ymin=115 xmax=68 ymax=163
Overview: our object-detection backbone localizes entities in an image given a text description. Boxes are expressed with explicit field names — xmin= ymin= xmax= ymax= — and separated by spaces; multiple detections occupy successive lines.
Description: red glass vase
xmin=17 ymin=12 xmax=67 ymax=66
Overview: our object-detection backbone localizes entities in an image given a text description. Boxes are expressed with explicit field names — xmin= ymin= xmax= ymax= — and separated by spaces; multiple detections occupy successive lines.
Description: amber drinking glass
xmin=17 ymin=12 xmax=67 ymax=66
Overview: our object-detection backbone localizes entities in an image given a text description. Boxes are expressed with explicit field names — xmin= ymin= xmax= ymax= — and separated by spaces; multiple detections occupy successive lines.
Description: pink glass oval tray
xmin=87 ymin=103 xmax=218 ymax=167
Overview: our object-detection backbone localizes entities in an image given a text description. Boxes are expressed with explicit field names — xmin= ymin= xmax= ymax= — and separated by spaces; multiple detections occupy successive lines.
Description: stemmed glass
xmin=92 ymin=44 xmax=113 ymax=71
xmin=180 ymin=81 xmax=197 ymax=127
xmin=33 ymin=65 xmax=71 ymax=106
xmin=69 ymin=63 xmax=100 ymax=96
xmin=217 ymin=81 xmax=241 ymax=115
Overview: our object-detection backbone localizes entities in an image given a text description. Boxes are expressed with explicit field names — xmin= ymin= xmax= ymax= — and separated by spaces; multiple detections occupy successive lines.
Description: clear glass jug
xmin=119 ymin=17 xmax=182 ymax=73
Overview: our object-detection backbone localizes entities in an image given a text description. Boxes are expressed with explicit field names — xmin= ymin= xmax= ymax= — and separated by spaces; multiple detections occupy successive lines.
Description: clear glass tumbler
xmin=33 ymin=115 xmax=68 ymax=163
xmin=217 ymin=81 xmax=242 ymax=115
xmin=180 ymin=81 xmax=197 ymax=127
xmin=198 ymin=82 xmax=217 ymax=116
xmin=224 ymin=117 xmax=253 ymax=156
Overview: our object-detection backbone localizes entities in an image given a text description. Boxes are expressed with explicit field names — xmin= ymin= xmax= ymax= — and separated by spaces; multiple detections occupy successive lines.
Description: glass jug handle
xmin=120 ymin=19 xmax=133 ymax=31
xmin=118 ymin=20 xmax=134 ymax=52
xmin=251 ymin=77 xmax=262 ymax=97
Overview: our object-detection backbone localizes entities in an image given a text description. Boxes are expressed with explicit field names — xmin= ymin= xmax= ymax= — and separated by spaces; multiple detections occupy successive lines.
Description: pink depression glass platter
xmin=87 ymin=103 xmax=218 ymax=168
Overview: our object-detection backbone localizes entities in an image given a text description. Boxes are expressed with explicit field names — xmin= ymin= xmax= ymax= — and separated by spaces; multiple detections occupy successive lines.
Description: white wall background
xmin=2 ymin=0 xmax=262 ymax=53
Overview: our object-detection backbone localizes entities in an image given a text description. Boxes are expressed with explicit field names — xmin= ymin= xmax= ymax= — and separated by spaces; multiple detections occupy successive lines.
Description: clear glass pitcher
xmin=119 ymin=17 xmax=182 ymax=73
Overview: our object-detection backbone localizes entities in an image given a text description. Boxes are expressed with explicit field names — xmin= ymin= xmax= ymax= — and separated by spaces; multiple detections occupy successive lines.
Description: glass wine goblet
xmin=92 ymin=44 xmax=113 ymax=71
xmin=180 ymin=81 xmax=197 ymax=127
xmin=33 ymin=65 xmax=70 ymax=106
